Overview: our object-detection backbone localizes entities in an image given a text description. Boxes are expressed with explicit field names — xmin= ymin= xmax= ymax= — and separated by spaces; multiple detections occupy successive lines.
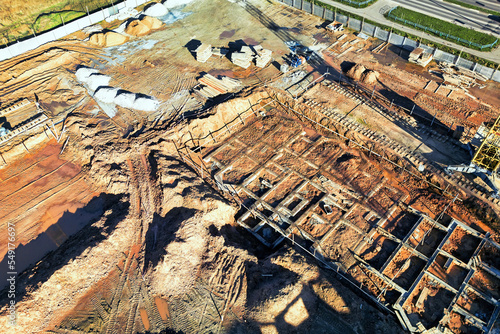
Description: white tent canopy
xmin=94 ymin=87 xmax=118 ymax=104
xmin=75 ymin=67 xmax=99 ymax=83
xmin=114 ymin=92 xmax=137 ymax=108
xmin=133 ymin=96 xmax=159 ymax=111
xmin=87 ymin=74 xmax=112 ymax=91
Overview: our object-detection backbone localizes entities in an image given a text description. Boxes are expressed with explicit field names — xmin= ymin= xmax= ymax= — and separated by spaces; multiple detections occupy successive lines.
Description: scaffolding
xmin=472 ymin=116 xmax=500 ymax=173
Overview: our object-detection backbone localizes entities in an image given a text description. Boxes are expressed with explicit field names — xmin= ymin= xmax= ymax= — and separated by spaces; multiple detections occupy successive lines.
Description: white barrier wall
xmin=0 ymin=0 xmax=150 ymax=62
xmin=276 ymin=0 xmax=500 ymax=83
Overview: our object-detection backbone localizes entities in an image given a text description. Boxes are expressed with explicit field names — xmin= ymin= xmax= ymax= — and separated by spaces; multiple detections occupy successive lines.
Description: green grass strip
xmin=442 ymin=0 xmax=500 ymax=17
xmin=385 ymin=6 xmax=497 ymax=50
xmin=33 ymin=11 xmax=84 ymax=33
xmin=318 ymin=0 xmax=377 ymax=8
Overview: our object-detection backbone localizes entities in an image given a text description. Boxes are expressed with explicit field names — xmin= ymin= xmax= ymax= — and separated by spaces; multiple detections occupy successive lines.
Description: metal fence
xmin=0 ymin=0 xmax=149 ymax=62
xmin=387 ymin=7 xmax=498 ymax=50
xmin=276 ymin=0 xmax=500 ymax=83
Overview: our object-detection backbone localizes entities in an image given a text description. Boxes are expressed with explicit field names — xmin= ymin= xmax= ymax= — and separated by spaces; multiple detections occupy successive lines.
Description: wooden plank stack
xmin=195 ymin=74 xmax=242 ymax=99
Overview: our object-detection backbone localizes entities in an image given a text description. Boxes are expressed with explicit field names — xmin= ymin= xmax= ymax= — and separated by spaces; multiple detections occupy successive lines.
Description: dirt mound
xmin=125 ymin=19 xmax=151 ymax=36
xmin=346 ymin=63 xmax=366 ymax=80
xmin=361 ymin=70 xmax=379 ymax=85
xmin=141 ymin=15 xmax=164 ymax=29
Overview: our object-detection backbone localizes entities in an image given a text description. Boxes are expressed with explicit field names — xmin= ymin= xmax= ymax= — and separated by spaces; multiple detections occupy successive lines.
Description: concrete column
xmin=490 ymin=69 xmax=497 ymax=80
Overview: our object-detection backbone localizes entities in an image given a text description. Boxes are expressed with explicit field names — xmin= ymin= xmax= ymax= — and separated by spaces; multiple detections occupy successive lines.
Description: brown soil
xmin=457 ymin=289 xmax=495 ymax=323
xmin=383 ymin=247 xmax=426 ymax=290
xmin=382 ymin=207 xmax=420 ymax=240
xmin=0 ymin=140 xmax=98 ymax=263
xmin=321 ymin=223 xmax=362 ymax=262
xmin=345 ymin=205 xmax=378 ymax=232
xmin=428 ymin=254 xmax=468 ymax=289
xmin=0 ymin=1 xmax=499 ymax=333
xmin=359 ymin=233 xmax=399 ymax=270
xmin=442 ymin=226 xmax=482 ymax=264
xmin=404 ymin=274 xmax=456 ymax=328
xmin=469 ymin=268 xmax=500 ymax=300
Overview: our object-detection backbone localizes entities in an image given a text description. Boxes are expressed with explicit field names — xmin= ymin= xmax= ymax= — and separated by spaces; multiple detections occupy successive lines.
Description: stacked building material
xmin=408 ymin=47 xmax=433 ymax=67
xmin=253 ymin=45 xmax=272 ymax=68
xmin=195 ymin=74 xmax=241 ymax=99
xmin=195 ymin=43 xmax=212 ymax=63
xmin=231 ymin=46 xmax=253 ymax=69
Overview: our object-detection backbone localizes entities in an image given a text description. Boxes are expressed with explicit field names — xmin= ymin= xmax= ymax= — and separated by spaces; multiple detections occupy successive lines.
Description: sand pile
xmin=88 ymin=32 xmax=106 ymax=46
xmin=104 ymin=31 xmax=128 ymax=46
xmin=143 ymin=2 xmax=168 ymax=16
xmin=141 ymin=15 xmax=164 ymax=30
xmin=361 ymin=70 xmax=379 ymax=84
xmin=346 ymin=63 xmax=366 ymax=80
xmin=88 ymin=31 xmax=128 ymax=47
xmin=125 ymin=19 xmax=151 ymax=36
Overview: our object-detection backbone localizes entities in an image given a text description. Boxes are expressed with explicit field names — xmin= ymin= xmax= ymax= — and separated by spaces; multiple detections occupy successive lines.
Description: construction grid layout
xmin=177 ymin=99 xmax=500 ymax=334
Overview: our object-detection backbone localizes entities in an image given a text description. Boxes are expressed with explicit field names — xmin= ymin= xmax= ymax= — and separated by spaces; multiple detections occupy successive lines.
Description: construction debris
xmin=195 ymin=43 xmax=212 ymax=63
xmin=346 ymin=63 xmax=366 ymax=80
xmin=360 ymin=69 xmax=379 ymax=84
xmin=326 ymin=21 xmax=344 ymax=33
xmin=0 ymin=127 xmax=10 ymax=137
xmin=409 ymin=47 xmax=433 ymax=67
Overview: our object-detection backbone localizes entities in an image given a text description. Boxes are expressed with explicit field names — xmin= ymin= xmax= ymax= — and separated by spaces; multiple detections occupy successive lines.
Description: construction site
xmin=0 ymin=0 xmax=500 ymax=333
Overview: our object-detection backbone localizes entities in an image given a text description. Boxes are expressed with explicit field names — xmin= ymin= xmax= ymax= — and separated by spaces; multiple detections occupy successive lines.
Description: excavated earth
xmin=0 ymin=0 xmax=499 ymax=333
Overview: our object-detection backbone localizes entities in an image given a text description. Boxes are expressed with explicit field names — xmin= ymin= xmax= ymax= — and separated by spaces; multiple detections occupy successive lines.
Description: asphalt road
xmin=391 ymin=0 xmax=500 ymax=36
xmin=455 ymin=0 xmax=500 ymax=13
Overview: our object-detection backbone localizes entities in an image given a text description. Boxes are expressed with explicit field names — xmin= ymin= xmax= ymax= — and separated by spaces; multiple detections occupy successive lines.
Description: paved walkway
xmin=316 ymin=0 xmax=500 ymax=64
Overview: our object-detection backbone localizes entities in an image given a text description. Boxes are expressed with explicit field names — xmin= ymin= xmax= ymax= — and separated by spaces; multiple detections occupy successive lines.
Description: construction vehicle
xmin=326 ymin=21 xmax=344 ymax=33
xmin=287 ymin=44 xmax=313 ymax=68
